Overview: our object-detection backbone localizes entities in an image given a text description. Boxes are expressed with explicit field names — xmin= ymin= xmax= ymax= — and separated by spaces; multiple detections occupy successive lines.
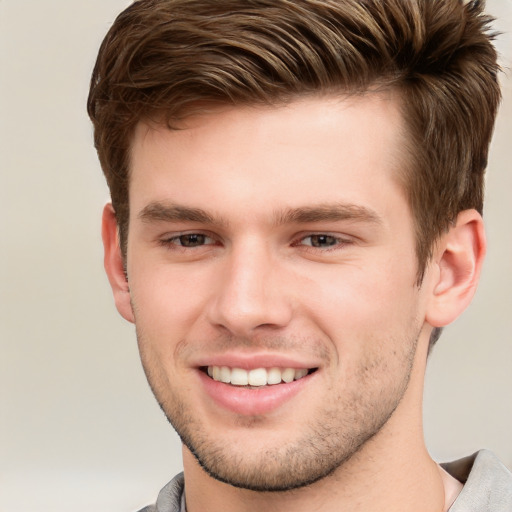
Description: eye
xmin=301 ymin=234 xmax=340 ymax=248
xmin=163 ymin=233 xmax=215 ymax=248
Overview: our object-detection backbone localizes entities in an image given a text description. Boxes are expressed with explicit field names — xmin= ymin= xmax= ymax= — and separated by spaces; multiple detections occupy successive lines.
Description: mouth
xmin=201 ymin=366 xmax=318 ymax=388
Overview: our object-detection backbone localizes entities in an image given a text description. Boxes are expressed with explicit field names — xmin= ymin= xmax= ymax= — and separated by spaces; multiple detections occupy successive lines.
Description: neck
xmin=183 ymin=337 xmax=450 ymax=512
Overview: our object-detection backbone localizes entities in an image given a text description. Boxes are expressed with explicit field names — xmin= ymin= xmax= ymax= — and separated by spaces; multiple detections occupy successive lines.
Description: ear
xmin=426 ymin=209 xmax=486 ymax=328
xmin=102 ymin=203 xmax=135 ymax=323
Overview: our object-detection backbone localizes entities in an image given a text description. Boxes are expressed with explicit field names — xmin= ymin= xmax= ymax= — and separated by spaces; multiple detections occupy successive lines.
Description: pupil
xmin=312 ymin=235 xmax=335 ymax=247
xmin=181 ymin=234 xmax=204 ymax=247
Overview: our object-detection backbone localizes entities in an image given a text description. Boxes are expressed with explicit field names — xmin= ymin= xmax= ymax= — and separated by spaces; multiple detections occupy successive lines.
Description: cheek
xmin=128 ymin=260 xmax=213 ymax=341
xmin=301 ymin=258 xmax=420 ymax=345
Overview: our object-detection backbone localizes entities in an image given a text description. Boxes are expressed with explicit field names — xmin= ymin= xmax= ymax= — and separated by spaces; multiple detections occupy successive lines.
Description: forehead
xmin=128 ymin=93 xmax=408 ymax=219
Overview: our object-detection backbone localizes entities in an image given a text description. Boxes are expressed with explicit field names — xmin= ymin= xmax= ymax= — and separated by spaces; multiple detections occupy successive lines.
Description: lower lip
xmin=198 ymin=370 xmax=313 ymax=416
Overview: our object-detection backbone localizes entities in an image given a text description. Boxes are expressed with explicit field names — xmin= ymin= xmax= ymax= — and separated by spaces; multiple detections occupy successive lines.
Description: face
xmin=122 ymin=95 xmax=432 ymax=491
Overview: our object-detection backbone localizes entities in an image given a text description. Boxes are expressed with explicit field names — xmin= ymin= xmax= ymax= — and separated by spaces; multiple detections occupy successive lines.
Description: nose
xmin=206 ymin=240 xmax=293 ymax=337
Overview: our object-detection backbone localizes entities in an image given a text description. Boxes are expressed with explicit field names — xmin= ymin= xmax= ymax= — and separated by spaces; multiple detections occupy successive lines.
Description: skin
xmin=103 ymin=94 xmax=485 ymax=512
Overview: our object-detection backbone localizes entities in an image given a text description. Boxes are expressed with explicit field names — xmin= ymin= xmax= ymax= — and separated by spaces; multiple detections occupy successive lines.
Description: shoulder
xmin=136 ymin=473 xmax=185 ymax=512
xmin=443 ymin=450 xmax=512 ymax=512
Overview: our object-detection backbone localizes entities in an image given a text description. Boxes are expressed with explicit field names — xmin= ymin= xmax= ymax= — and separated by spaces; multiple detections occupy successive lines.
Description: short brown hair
xmin=88 ymin=0 xmax=500 ymax=286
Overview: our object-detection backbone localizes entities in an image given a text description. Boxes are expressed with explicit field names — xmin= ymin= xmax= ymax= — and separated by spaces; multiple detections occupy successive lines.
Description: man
xmin=87 ymin=0 xmax=511 ymax=510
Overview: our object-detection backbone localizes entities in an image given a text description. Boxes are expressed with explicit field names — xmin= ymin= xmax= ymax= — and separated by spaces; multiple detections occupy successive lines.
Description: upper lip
xmin=192 ymin=352 xmax=321 ymax=371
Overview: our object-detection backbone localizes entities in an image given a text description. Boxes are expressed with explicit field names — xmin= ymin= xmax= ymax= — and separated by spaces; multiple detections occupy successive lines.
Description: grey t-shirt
xmin=139 ymin=450 xmax=512 ymax=512
xmin=442 ymin=450 xmax=512 ymax=511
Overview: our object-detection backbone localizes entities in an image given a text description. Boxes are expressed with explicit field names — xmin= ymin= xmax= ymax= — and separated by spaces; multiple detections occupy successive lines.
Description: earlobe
xmin=101 ymin=203 xmax=135 ymax=323
xmin=426 ymin=209 xmax=486 ymax=328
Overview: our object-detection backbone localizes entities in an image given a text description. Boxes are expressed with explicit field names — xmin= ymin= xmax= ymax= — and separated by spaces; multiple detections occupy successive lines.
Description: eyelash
xmin=158 ymin=232 xmax=352 ymax=252
xmin=295 ymin=234 xmax=350 ymax=251
xmin=159 ymin=233 xmax=217 ymax=249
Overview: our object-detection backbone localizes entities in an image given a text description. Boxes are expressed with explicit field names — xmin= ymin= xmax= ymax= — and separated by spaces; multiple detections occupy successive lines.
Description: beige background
xmin=1 ymin=1 xmax=511 ymax=511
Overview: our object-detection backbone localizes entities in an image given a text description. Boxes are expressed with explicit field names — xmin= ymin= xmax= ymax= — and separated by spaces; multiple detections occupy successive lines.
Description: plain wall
xmin=1 ymin=1 xmax=511 ymax=511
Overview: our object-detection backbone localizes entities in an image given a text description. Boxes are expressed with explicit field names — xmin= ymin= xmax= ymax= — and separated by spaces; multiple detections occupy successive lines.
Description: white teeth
xmin=219 ymin=366 xmax=231 ymax=383
xmin=267 ymin=367 xmax=282 ymax=385
xmin=281 ymin=368 xmax=295 ymax=383
xmin=294 ymin=368 xmax=308 ymax=380
xmin=207 ymin=366 xmax=311 ymax=386
xmin=248 ymin=368 xmax=267 ymax=386
xmin=230 ymin=367 xmax=249 ymax=386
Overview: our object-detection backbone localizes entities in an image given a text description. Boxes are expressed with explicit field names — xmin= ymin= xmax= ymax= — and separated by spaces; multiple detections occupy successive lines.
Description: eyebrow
xmin=138 ymin=201 xmax=382 ymax=227
xmin=274 ymin=203 xmax=383 ymax=226
xmin=138 ymin=202 xmax=227 ymax=226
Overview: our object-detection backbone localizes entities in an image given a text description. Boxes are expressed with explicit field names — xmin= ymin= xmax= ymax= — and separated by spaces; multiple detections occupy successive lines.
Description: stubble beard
xmin=136 ymin=327 xmax=420 ymax=492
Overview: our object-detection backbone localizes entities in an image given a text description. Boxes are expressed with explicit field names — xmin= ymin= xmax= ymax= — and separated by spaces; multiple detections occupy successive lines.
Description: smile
xmin=205 ymin=366 xmax=315 ymax=387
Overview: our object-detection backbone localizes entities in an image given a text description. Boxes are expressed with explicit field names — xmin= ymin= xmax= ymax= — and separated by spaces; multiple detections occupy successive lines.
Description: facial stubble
xmin=135 ymin=324 xmax=421 ymax=492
